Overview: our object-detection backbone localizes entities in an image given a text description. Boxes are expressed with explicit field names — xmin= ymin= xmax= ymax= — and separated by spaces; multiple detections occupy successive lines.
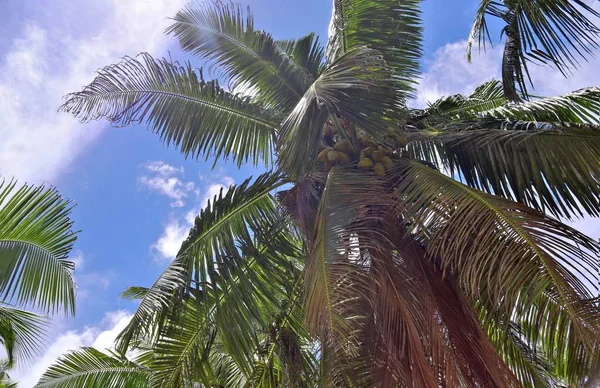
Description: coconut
xmin=317 ymin=149 xmax=329 ymax=162
xmin=371 ymin=150 xmax=383 ymax=162
xmin=381 ymin=156 xmax=393 ymax=168
xmin=337 ymin=152 xmax=351 ymax=164
xmin=334 ymin=139 xmax=351 ymax=153
xmin=396 ymin=134 xmax=409 ymax=147
xmin=357 ymin=157 xmax=374 ymax=168
xmin=373 ymin=162 xmax=385 ymax=176
xmin=362 ymin=147 xmax=375 ymax=156
xmin=327 ymin=150 xmax=340 ymax=163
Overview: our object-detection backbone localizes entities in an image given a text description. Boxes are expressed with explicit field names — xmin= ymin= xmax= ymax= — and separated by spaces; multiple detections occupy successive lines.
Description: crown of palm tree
xmin=38 ymin=1 xmax=600 ymax=387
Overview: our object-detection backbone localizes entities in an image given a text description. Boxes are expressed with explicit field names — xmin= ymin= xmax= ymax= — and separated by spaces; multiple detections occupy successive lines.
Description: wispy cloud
xmin=139 ymin=161 xmax=198 ymax=208
xmin=0 ymin=0 xmax=186 ymax=184
xmin=68 ymin=251 xmax=113 ymax=301
xmin=12 ymin=310 xmax=132 ymax=387
xmin=415 ymin=39 xmax=600 ymax=106
xmin=152 ymin=176 xmax=235 ymax=262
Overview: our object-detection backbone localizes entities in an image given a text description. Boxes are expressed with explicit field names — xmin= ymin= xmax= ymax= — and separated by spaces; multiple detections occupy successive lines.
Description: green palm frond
xmin=178 ymin=171 xmax=285 ymax=263
xmin=0 ymin=181 xmax=77 ymax=315
xmin=116 ymin=172 xmax=286 ymax=354
xmin=393 ymin=159 xmax=600 ymax=354
xmin=149 ymin=224 xmax=304 ymax=387
xmin=34 ymin=347 xmax=150 ymax=388
xmin=61 ymin=53 xmax=279 ymax=167
xmin=327 ymin=0 xmax=422 ymax=100
xmin=276 ymin=33 xmax=326 ymax=80
xmin=414 ymin=80 xmax=507 ymax=125
xmin=481 ymin=86 xmax=600 ymax=124
xmin=0 ymin=304 xmax=46 ymax=366
xmin=166 ymin=2 xmax=312 ymax=110
xmin=479 ymin=292 xmax=596 ymax=386
xmin=468 ymin=0 xmax=600 ymax=99
xmin=417 ymin=82 xmax=600 ymax=125
xmin=278 ymin=47 xmax=399 ymax=176
xmin=120 ymin=287 xmax=149 ymax=301
xmin=115 ymin=258 xmax=189 ymax=354
xmin=409 ymin=121 xmax=600 ymax=218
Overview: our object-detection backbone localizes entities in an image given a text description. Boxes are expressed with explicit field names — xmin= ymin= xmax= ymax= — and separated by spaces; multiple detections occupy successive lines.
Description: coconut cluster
xmin=317 ymin=123 xmax=409 ymax=176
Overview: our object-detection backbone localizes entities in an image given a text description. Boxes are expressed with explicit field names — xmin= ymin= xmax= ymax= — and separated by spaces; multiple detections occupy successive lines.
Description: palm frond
xmin=115 ymin=258 xmax=189 ymax=354
xmin=34 ymin=347 xmax=149 ymax=388
xmin=387 ymin=238 xmax=519 ymax=386
xmin=304 ymin=166 xmax=391 ymax=385
xmin=0 ymin=304 xmax=47 ymax=366
xmin=468 ymin=0 xmax=600 ymax=98
xmin=409 ymin=121 xmax=600 ymax=218
xmin=166 ymin=1 xmax=312 ymax=110
xmin=178 ymin=171 xmax=285 ymax=263
xmin=481 ymin=86 xmax=600 ymax=124
xmin=0 ymin=181 xmax=77 ymax=315
xmin=149 ymin=222 xmax=304 ymax=387
xmin=116 ymin=172 xmax=286 ymax=354
xmin=120 ymin=287 xmax=149 ymax=301
xmin=422 ymin=80 xmax=507 ymax=119
xmin=61 ymin=53 xmax=279 ymax=167
xmin=276 ymin=33 xmax=326 ymax=80
xmin=327 ymin=0 xmax=422 ymax=100
xmin=414 ymin=80 xmax=507 ymax=124
xmin=393 ymin=159 xmax=600 ymax=358
xmin=416 ymin=83 xmax=600 ymax=125
xmin=278 ymin=47 xmax=399 ymax=176
xmin=479 ymin=294 xmax=596 ymax=386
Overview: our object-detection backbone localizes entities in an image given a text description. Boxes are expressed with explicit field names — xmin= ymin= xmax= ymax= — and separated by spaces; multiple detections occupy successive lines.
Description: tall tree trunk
xmin=502 ymin=24 xmax=523 ymax=102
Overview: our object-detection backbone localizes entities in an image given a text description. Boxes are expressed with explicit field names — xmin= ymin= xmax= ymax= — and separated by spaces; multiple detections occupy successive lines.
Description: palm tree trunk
xmin=502 ymin=24 xmax=522 ymax=102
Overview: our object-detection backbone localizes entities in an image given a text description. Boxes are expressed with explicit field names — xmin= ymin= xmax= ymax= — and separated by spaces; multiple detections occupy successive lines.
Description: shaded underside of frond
xmin=0 ymin=304 xmax=46 ymax=366
xmin=409 ymin=123 xmax=600 ymax=218
xmin=276 ymin=33 xmax=325 ymax=80
xmin=392 ymin=159 xmax=600 ymax=384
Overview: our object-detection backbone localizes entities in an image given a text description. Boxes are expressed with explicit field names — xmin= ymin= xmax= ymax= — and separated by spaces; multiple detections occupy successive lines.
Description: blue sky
xmin=1 ymin=1 xmax=598 ymax=386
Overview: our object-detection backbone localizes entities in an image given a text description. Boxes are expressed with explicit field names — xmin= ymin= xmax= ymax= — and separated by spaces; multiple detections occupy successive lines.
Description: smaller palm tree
xmin=0 ymin=180 xmax=78 ymax=385
xmin=467 ymin=0 xmax=600 ymax=101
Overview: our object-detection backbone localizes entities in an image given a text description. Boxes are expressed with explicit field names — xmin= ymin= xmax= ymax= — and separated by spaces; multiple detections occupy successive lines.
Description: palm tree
xmin=467 ymin=0 xmax=600 ymax=101
xmin=0 ymin=180 xmax=78 ymax=384
xmin=38 ymin=1 xmax=600 ymax=386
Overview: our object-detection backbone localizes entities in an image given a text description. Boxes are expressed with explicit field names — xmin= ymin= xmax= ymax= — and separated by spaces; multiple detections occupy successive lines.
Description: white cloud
xmin=139 ymin=161 xmax=198 ymax=208
xmin=0 ymin=0 xmax=186 ymax=184
xmin=65 ymin=250 xmax=113 ymax=301
xmin=12 ymin=310 xmax=132 ymax=388
xmin=151 ymin=219 xmax=190 ymax=261
xmin=416 ymin=39 xmax=600 ymax=239
xmin=152 ymin=176 xmax=235 ymax=262
xmin=70 ymin=250 xmax=85 ymax=271
xmin=416 ymin=39 xmax=600 ymax=106
xmin=415 ymin=41 xmax=502 ymax=107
